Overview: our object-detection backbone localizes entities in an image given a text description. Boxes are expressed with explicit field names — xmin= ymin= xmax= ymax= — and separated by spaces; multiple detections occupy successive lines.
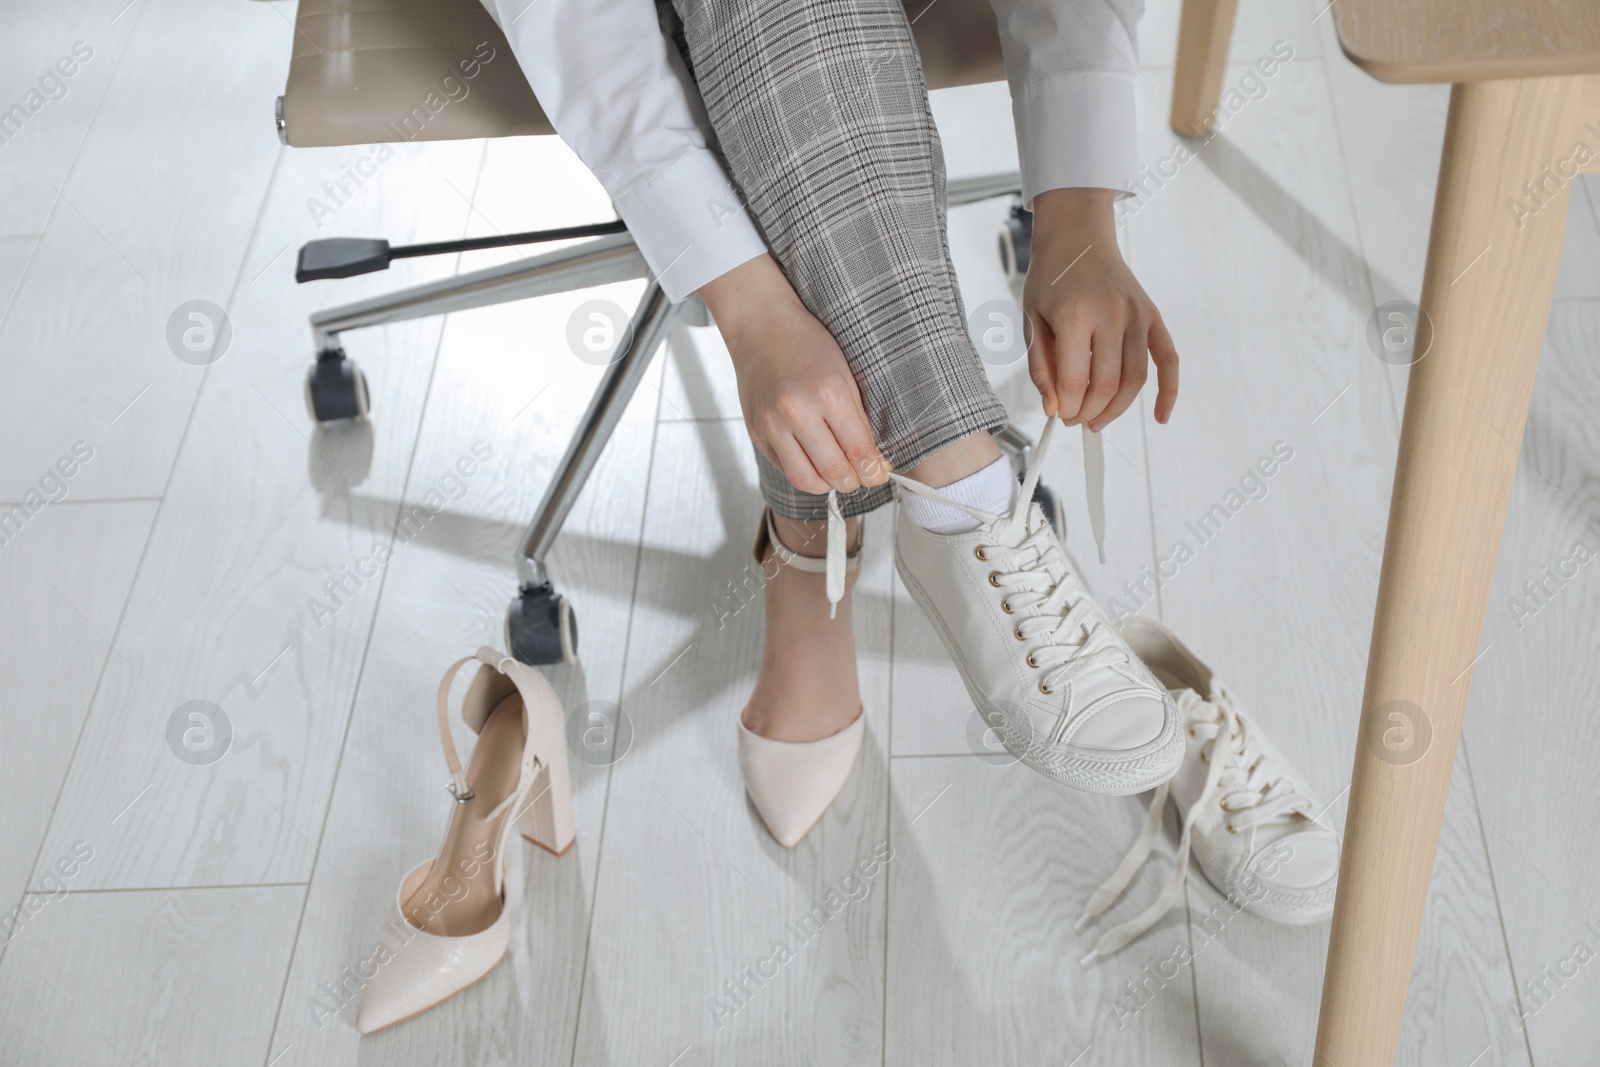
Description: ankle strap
xmin=758 ymin=510 xmax=864 ymax=573
xmin=756 ymin=501 xmax=863 ymax=620
xmin=434 ymin=647 xmax=539 ymax=819
xmin=436 ymin=652 xmax=491 ymax=802
xmin=435 ymin=646 xmax=547 ymax=825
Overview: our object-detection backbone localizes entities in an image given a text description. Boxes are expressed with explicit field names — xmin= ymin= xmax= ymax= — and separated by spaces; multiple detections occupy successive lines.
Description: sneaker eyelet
xmin=1038 ymin=681 xmax=1053 ymax=695
xmin=987 ymin=570 xmax=1003 ymax=587
xmin=1187 ymin=726 xmax=1197 ymax=738
xmin=1219 ymin=799 xmax=1234 ymax=812
xmin=974 ymin=545 xmax=988 ymax=561
xmin=1199 ymin=750 xmax=1210 ymax=764
xmin=1225 ymin=823 xmax=1238 ymax=834
xmin=1014 ymin=627 xmax=1027 ymax=641
xmin=1026 ymin=652 xmax=1039 ymax=668
xmin=1000 ymin=599 xmax=1015 ymax=615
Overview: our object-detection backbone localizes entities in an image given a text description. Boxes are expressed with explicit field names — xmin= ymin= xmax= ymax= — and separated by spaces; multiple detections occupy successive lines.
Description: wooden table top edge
xmin=1331 ymin=1 xmax=1600 ymax=85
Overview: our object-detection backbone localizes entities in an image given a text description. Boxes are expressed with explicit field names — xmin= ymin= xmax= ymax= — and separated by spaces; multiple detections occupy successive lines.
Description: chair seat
xmin=280 ymin=0 xmax=1007 ymax=148
xmin=281 ymin=0 xmax=549 ymax=146
xmin=1333 ymin=0 xmax=1600 ymax=83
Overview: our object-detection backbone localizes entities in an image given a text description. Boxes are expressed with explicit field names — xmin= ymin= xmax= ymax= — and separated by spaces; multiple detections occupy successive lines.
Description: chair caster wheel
xmin=998 ymin=200 xmax=1033 ymax=281
xmin=506 ymin=583 xmax=578 ymax=666
xmin=304 ymin=351 xmax=371 ymax=424
xmin=1031 ymin=480 xmax=1067 ymax=540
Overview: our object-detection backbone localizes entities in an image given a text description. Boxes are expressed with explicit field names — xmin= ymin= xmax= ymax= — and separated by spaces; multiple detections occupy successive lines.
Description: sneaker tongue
xmin=985 ymin=510 xmax=1032 ymax=550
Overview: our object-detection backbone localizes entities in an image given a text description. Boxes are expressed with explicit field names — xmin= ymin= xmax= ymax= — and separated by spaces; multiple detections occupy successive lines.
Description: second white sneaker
xmin=1076 ymin=616 xmax=1341 ymax=962
xmin=889 ymin=419 xmax=1183 ymax=796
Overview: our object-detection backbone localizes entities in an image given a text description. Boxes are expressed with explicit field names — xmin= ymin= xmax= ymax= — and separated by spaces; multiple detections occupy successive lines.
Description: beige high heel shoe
xmin=356 ymin=648 xmax=574 ymax=1034
xmin=738 ymin=510 xmax=866 ymax=848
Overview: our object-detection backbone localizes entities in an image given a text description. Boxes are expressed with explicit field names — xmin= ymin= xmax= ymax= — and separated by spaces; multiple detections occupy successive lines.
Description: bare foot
xmin=740 ymin=514 xmax=865 ymax=743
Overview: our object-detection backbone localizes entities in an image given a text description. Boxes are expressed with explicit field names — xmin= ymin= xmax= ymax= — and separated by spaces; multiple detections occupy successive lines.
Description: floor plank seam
xmin=0 ymin=0 xmax=154 ymax=974
xmin=1136 ymin=396 xmax=1164 ymax=621
xmin=0 ymin=0 xmax=148 ymax=335
xmin=0 ymin=67 xmax=278 ymax=979
xmin=881 ymin=531 xmax=897 ymax=1067
xmin=1312 ymin=50 xmax=1405 ymax=431
xmin=562 ymin=317 xmax=670 ymax=1067
xmin=255 ymin=141 xmax=491 ymax=1067
xmin=28 ymin=881 xmax=312 ymax=897
xmin=1458 ymin=740 xmax=1540 ymax=1067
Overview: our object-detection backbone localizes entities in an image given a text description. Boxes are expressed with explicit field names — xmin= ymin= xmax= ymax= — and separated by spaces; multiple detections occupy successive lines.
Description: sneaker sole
xmin=894 ymin=546 xmax=1184 ymax=796
xmin=1191 ymin=844 xmax=1338 ymax=925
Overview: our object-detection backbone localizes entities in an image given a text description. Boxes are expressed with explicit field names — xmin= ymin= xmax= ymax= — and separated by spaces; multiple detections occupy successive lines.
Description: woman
xmin=489 ymin=0 xmax=1190 ymax=827
xmin=353 ymin=1 xmax=1344 ymax=1031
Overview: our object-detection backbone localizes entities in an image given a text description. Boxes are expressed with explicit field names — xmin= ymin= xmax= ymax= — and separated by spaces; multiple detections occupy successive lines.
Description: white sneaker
xmin=1076 ymin=617 xmax=1341 ymax=962
xmin=885 ymin=419 xmax=1183 ymax=796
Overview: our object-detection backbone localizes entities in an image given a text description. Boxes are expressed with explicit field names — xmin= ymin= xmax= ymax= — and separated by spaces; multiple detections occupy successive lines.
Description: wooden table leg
xmin=1314 ymin=76 xmax=1582 ymax=1066
xmin=1170 ymin=0 xmax=1238 ymax=136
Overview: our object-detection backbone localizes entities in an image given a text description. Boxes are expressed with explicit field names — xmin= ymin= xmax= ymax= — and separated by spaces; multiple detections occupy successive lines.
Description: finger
xmin=795 ymin=419 xmax=861 ymax=494
xmin=1024 ymin=309 xmax=1059 ymax=418
xmin=1148 ymin=313 xmax=1180 ymax=424
xmin=1091 ymin=314 xmax=1152 ymax=431
xmin=1076 ymin=318 xmax=1126 ymax=428
xmin=824 ymin=402 xmax=890 ymax=487
xmin=770 ymin=432 xmax=832 ymax=496
xmin=1052 ymin=311 xmax=1096 ymax=424
xmin=746 ymin=427 xmax=782 ymax=473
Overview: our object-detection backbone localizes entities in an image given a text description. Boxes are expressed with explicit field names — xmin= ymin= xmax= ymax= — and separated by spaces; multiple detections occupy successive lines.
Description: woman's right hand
xmin=698 ymin=254 xmax=890 ymax=496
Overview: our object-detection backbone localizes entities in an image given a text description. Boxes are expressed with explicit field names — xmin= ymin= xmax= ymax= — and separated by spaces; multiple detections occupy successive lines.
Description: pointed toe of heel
xmin=737 ymin=714 xmax=865 ymax=848
xmin=355 ymin=859 xmax=512 ymax=1034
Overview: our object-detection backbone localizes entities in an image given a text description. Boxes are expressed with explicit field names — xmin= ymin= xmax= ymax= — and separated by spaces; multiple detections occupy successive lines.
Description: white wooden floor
xmin=2 ymin=1 xmax=1597 ymax=1064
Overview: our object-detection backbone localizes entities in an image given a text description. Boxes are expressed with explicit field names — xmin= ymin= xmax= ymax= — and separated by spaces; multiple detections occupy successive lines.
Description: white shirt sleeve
xmin=989 ymin=0 xmax=1144 ymax=206
xmin=482 ymin=0 xmax=768 ymax=302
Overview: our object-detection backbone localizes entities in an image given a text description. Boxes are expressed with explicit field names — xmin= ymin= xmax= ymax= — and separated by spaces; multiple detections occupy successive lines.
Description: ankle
xmin=746 ymin=563 xmax=863 ymax=742
xmin=904 ymin=431 xmax=1003 ymax=488
xmin=770 ymin=512 xmax=863 ymax=560
xmin=900 ymin=454 xmax=1017 ymax=534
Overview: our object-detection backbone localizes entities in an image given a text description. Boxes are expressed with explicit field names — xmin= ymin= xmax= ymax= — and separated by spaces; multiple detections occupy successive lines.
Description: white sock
xmin=900 ymin=455 xmax=1017 ymax=534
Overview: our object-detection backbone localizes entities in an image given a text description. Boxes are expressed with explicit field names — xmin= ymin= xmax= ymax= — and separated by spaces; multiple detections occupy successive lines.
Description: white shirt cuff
xmin=1012 ymin=73 xmax=1140 ymax=207
xmin=611 ymin=149 xmax=767 ymax=303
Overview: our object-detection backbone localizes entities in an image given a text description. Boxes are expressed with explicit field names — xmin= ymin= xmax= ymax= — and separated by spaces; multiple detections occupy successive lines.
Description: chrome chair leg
xmin=505 ymin=281 xmax=677 ymax=665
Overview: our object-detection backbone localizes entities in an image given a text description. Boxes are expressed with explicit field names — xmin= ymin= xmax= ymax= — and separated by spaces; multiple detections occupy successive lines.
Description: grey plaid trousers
xmin=662 ymin=0 xmax=1007 ymax=521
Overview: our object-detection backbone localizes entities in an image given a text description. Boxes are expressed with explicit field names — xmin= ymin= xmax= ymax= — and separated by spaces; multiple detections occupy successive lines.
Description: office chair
xmin=277 ymin=0 xmax=1051 ymax=665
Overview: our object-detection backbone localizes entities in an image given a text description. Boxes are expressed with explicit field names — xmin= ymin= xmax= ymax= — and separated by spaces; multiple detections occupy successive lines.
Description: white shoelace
xmin=813 ymin=418 xmax=1107 ymax=621
xmin=1075 ymin=687 xmax=1318 ymax=963
xmin=885 ymin=418 xmax=1124 ymax=699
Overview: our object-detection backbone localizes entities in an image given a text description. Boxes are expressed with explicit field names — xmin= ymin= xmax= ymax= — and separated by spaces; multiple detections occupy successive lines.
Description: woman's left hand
xmin=1022 ymin=187 xmax=1179 ymax=431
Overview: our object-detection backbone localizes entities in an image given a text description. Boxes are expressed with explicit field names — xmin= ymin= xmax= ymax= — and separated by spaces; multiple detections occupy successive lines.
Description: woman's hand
xmin=1022 ymin=188 xmax=1179 ymax=430
xmin=699 ymin=254 xmax=890 ymax=495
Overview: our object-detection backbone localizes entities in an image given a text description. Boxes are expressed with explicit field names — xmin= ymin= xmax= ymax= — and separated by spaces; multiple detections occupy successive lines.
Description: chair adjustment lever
xmin=296 ymin=238 xmax=393 ymax=282
xmin=294 ymin=219 xmax=630 ymax=283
